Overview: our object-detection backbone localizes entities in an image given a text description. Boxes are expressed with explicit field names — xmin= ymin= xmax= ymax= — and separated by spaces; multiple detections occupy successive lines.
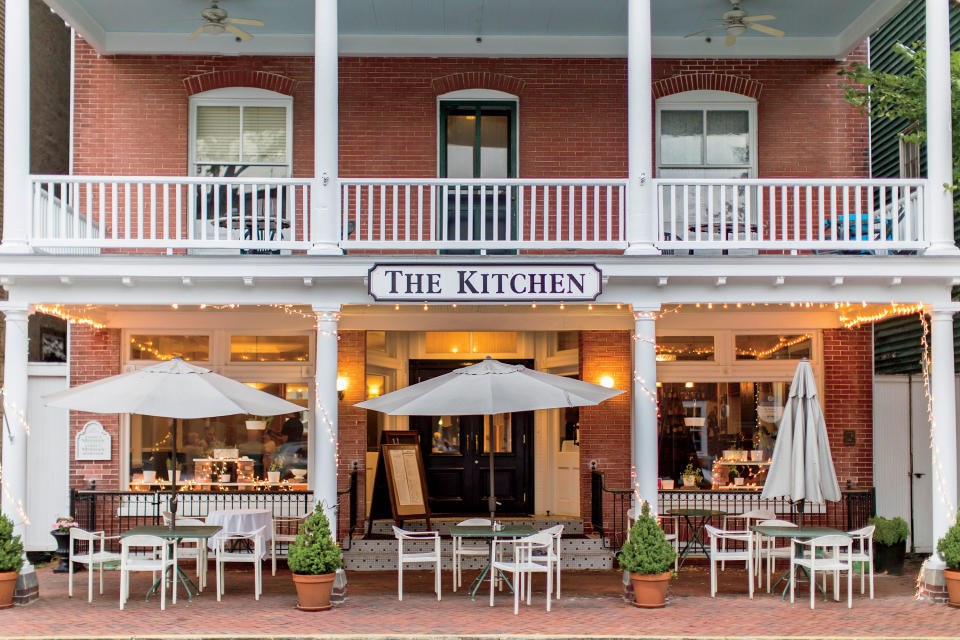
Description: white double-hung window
xmin=189 ymin=88 xmax=292 ymax=179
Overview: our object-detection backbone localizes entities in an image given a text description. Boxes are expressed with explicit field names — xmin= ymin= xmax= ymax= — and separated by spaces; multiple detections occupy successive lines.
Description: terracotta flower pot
xmin=629 ymin=571 xmax=671 ymax=608
xmin=292 ymin=572 xmax=335 ymax=611
xmin=944 ymin=568 xmax=960 ymax=608
xmin=0 ymin=571 xmax=18 ymax=609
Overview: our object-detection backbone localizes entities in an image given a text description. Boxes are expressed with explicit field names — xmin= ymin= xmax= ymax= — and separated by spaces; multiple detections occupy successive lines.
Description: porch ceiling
xmin=46 ymin=0 xmax=907 ymax=58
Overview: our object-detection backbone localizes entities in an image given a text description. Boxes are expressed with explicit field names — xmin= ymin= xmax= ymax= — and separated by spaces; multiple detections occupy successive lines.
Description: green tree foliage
xmin=287 ymin=505 xmax=342 ymax=575
xmin=0 ymin=513 xmax=24 ymax=573
xmin=868 ymin=514 xmax=911 ymax=545
xmin=937 ymin=515 xmax=960 ymax=570
xmin=617 ymin=502 xmax=676 ymax=575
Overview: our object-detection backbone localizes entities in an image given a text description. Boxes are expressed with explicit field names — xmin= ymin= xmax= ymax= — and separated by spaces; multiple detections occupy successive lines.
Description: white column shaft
xmin=625 ymin=0 xmax=658 ymax=255
xmin=312 ymin=307 xmax=340 ymax=538
xmin=2 ymin=0 xmax=31 ymax=252
xmin=1 ymin=308 xmax=30 ymax=544
xmin=924 ymin=0 xmax=958 ymax=255
xmin=632 ymin=308 xmax=659 ymax=512
xmin=930 ymin=308 xmax=958 ymax=561
xmin=309 ymin=0 xmax=342 ymax=254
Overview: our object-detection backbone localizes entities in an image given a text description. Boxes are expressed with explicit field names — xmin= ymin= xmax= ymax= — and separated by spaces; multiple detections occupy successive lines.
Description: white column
xmin=312 ymin=306 xmax=340 ymax=538
xmin=1 ymin=306 xmax=33 ymax=575
xmin=632 ymin=306 xmax=659 ymax=512
xmin=308 ymin=0 xmax=342 ymax=255
xmin=929 ymin=307 xmax=958 ymax=567
xmin=0 ymin=0 xmax=31 ymax=253
xmin=624 ymin=0 xmax=658 ymax=255
xmin=924 ymin=0 xmax=959 ymax=255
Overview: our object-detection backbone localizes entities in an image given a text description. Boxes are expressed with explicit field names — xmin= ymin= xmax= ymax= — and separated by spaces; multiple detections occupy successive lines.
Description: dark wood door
xmin=409 ymin=359 xmax=533 ymax=515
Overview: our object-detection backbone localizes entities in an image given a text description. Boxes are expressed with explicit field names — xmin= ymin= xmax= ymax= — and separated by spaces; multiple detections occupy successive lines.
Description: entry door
xmin=410 ymin=359 xmax=532 ymax=515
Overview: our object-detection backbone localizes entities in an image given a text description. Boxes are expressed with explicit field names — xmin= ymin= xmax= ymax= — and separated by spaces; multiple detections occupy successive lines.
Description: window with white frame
xmin=189 ymin=88 xmax=292 ymax=179
xmin=656 ymin=90 xmax=757 ymax=179
xmin=899 ymin=123 xmax=922 ymax=179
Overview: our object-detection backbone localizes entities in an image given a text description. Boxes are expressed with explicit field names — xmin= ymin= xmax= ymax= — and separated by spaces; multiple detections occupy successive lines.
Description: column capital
xmin=630 ymin=304 xmax=660 ymax=321
xmin=929 ymin=305 xmax=958 ymax=319
xmin=0 ymin=304 xmax=30 ymax=323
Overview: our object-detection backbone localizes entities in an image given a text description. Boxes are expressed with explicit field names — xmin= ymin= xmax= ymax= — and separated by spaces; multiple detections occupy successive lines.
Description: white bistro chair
xmin=68 ymin=527 xmax=122 ymax=602
xmin=755 ymin=518 xmax=797 ymax=592
xmin=392 ymin=526 xmax=441 ymax=601
xmin=722 ymin=509 xmax=775 ymax=570
xmin=119 ymin=534 xmax=176 ymax=610
xmin=214 ymin=526 xmax=266 ymax=601
xmin=848 ymin=524 xmax=875 ymax=598
xmin=271 ymin=514 xmax=308 ymax=576
xmin=627 ymin=508 xmax=678 ymax=572
xmin=162 ymin=512 xmax=208 ymax=590
xmin=452 ymin=518 xmax=491 ymax=592
xmin=539 ymin=524 xmax=565 ymax=598
xmin=704 ymin=524 xmax=754 ymax=598
xmin=490 ymin=531 xmax=556 ymax=614
xmin=790 ymin=534 xmax=853 ymax=609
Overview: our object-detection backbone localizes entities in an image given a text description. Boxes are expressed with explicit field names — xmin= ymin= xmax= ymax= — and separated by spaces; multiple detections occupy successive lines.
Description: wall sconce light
xmin=684 ymin=381 xmax=695 ymax=388
xmin=599 ymin=375 xmax=615 ymax=389
xmin=336 ymin=376 xmax=348 ymax=400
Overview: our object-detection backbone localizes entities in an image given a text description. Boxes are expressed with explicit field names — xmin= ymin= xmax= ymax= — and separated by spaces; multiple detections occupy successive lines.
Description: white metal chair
xmin=848 ymin=524 xmax=875 ymax=598
xmin=68 ymin=527 xmax=122 ymax=602
xmin=721 ymin=509 xmax=775 ymax=570
xmin=119 ymin=534 xmax=176 ymax=611
xmin=790 ymin=534 xmax=853 ymax=609
xmin=490 ymin=531 xmax=555 ymax=614
xmin=704 ymin=524 xmax=754 ymax=598
xmin=271 ymin=513 xmax=307 ymax=576
xmin=214 ymin=526 xmax=266 ymax=601
xmin=392 ymin=526 xmax=441 ymax=601
xmin=452 ymin=517 xmax=492 ymax=591
xmin=755 ymin=518 xmax=798 ymax=592
xmin=161 ymin=511 xmax=208 ymax=590
xmin=627 ymin=508 xmax=679 ymax=572
xmin=539 ymin=524 xmax=565 ymax=598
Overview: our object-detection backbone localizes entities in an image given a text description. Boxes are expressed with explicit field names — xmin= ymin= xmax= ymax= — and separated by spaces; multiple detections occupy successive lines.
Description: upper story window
xmin=899 ymin=123 xmax=921 ymax=179
xmin=189 ymin=88 xmax=292 ymax=179
xmin=656 ymin=90 xmax=757 ymax=179
xmin=438 ymin=90 xmax=517 ymax=179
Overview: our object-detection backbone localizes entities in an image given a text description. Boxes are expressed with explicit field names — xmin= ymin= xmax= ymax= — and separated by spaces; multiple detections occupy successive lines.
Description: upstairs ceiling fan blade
xmin=187 ymin=26 xmax=205 ymax=40
xmin=224 ymin=22 xmax=253 ymax=40
xmin=725 ymin=33 xmax=738 ymax=46
xmin=743 ymin=14 xmax=776 ymax=22
xmin=684 ymin=24 xmax=723 ymax=38
xmin=226 ymin=17 xmax=264 ymax=26
xmin=747 ymin=22 xmax=785 ymax=37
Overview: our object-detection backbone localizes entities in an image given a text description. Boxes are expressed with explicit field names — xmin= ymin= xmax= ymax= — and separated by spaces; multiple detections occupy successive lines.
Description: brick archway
xmin=431 ymin=72 xmax=526 ymax=96
xmin=183 ymin=70 xmax=298 ymax=96
xmin=653 ymin=73 xmax=762 ymax=100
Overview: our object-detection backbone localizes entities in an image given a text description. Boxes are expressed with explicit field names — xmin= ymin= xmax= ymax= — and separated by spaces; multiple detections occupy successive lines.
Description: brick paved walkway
xmin=0 ymin=559 xmax=955 ymax=639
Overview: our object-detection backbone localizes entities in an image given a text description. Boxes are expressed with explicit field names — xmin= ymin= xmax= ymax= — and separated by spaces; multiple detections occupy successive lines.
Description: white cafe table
xmin=205 ymin=508 xmax=273 ymax=557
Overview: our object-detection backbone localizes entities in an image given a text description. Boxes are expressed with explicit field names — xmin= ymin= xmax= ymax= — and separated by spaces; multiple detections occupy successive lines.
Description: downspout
xmin=907 ymin=373 xmax=916 ymax=553
xmin=866 ymin=35 xmax=873 ymax=179
xmin=68 ymin=28 xmax=75 ymax=175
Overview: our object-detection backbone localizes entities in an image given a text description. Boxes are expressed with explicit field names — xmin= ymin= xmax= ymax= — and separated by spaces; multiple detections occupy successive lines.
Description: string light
xmin=840 ymin=302 xmax=924 ymax=329
xmin=33 ymin=304 xmax=105 ymax=329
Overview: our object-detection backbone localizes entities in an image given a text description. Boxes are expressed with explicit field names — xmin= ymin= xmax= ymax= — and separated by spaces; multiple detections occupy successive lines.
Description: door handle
xmin=475 ymin=433 xmax=479 ymax=453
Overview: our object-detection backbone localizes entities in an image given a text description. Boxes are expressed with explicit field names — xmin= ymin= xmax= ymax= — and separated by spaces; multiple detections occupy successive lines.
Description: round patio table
xmin=666 ymin=508 xmax=726 ymax=567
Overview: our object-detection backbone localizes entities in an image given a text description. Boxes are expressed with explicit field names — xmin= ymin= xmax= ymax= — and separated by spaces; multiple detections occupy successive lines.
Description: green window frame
xmin=439 ymin=101 xmax=518 ymax=179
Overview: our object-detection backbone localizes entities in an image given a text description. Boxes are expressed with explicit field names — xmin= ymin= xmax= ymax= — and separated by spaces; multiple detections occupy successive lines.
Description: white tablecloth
xmin=206 ymin=508 xmax=273 ymax=555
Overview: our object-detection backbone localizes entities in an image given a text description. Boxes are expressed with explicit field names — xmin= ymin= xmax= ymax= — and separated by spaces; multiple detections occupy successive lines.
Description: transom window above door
xmin=439 ymin=100 xmax=517 ymax=179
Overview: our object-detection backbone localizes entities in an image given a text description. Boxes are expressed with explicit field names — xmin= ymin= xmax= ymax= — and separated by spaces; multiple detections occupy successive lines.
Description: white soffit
xmin=45 ymin=0 xmax=909 ymax=59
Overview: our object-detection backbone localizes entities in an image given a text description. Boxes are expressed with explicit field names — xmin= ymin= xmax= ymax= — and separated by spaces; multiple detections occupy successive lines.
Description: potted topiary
xmin=287 ymin=505 xmax=343 ymax=611
xmin=617 ymin=502 xmax=676 ymax=608
xmin=937 ymin=516 xmax=960 ymax=607
xmin=869 ymin=515 xmax=909 ymax=575
xmin=0 ymin=513 xmax=24 ymax=609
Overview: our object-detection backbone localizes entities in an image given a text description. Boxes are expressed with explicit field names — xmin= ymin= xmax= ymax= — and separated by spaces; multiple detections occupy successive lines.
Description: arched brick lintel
xmin=653 ymin=73 xmax=762 ymax=100
xmin=183 ymin=70 xmax=298 ymax=96
xmin=431 ymin=72 xmax=526 ymax=97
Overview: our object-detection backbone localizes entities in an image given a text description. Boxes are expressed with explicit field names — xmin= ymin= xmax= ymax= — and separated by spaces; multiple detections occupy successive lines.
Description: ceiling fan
xmin=188 ymin=1 xmax=264 ymax=41
xmin=684 ymin=0 xmax=785 ymax=47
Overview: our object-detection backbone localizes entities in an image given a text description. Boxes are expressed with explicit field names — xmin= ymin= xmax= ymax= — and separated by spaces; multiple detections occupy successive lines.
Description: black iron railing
xmin=590 ymin=470 xmax=875 ymax=551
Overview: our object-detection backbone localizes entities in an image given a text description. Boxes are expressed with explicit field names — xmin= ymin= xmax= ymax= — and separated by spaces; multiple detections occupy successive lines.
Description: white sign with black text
xmin=368 ymin=264 xmax=602 ymax=302
xmin=75 ymin=421 xmax=112 ymax=461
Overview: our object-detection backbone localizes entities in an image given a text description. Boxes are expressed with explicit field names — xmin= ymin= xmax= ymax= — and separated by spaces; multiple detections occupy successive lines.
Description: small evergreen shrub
xmin=0 ymin=513 xmax=24 ymax=573
xmin=617 ymin=502 xmax=676 ymax=575
xmin=937 ymin=516 xmax=960 ymax=571
xmin=868 ymin=515 xmax=910 ymax=546
xmin=287 ymin=505 xmax=342 ymax=575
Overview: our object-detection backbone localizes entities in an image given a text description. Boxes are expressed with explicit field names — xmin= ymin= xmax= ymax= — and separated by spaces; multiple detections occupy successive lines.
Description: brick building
xmin=1 ymin=0 xmax=958 ymax=600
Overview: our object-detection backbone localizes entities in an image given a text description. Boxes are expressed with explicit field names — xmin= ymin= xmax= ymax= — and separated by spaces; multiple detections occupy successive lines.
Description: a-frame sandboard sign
xmin=367 ymin=431 xmax=432 ymax=531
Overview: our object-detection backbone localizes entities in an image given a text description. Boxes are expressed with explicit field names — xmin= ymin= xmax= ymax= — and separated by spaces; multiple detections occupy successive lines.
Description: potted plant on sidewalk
xmin=288 ymin=505 xmax=342 ymax=611
xmin=937 ymin=516 xmax=960 ymax=607
xmin=618 ymin=502 xmax=676 ymax=608
xmin=0 ymin=513 xmax=24 ymax=609
xmin=50 ymin=516 xmax=79 ymax=574
xmin=869 ymin=515 xmax=909 ymax=575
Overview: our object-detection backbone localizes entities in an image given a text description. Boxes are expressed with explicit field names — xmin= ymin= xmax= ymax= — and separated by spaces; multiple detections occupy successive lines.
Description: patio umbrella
xmin=44 ymin=357 xmax=302 ymax=528
xmin=760 ymin=359 xmax=841 ymax=526
xmin=356 ymin=356 xmax=624 ymax=520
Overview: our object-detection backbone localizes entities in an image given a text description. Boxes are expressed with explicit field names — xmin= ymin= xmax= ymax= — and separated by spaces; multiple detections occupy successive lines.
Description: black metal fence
xmin=591 ymin=470 xmax=875 ymax=551
xmin=70 ymin=466 xmax=358 ymax=551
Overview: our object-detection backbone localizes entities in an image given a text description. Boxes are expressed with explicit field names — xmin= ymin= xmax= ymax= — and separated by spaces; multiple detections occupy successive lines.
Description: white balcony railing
xmin=29 ymin=176 xmax=313 ymax=251
xmin=339 ymin=179 xmax=628 ymax=250
xmin=655 ymin=179 xmax=928 ymax=252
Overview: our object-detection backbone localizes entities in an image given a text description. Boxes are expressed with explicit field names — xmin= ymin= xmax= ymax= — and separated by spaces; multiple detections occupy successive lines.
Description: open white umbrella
xmin=760 ymin=359 xmax=841 ymax=525
xmin=356 ymin=356 xmax=624 ymax=519
xmin=44 ymin=357 xmax=303 ymax=527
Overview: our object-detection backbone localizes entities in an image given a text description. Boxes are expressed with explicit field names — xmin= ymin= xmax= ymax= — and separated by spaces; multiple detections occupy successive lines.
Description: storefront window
xmin=230 ymin=335 xmax=310 ymax=362
xmin=431 ymin=416 xmax=462 ymax=454
xmin=483 ymin=413 xmax=512 ymax=454
xmin=130 ymin=334 xmax=210 ymax=361
xmin=129 ymin=382 xmax=309 ymax=489
xmin=735 ymin=334 xmax=811 ymax=360
xmin=657 ymin=336 xmax=715 ymax=361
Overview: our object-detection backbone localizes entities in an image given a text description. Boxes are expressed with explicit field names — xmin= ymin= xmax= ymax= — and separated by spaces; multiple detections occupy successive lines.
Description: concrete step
xmin=367 ymin=516 xmax=584 ymax=537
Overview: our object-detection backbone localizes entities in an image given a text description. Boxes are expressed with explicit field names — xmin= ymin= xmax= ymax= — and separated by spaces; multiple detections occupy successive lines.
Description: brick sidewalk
xmin=0 ymin=560 xmax=954 ymax=639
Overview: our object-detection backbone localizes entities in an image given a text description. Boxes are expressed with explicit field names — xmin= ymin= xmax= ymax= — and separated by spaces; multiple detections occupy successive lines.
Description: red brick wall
xmin=69 ymin=325 xmax=122 ymax=490
xmin=823 ymin=326 xmax=874 ymax=488
xmin=337 ymin=330 xmax=366 ymax=536
xmin=579 ymin=330 xmax=632 ymax=533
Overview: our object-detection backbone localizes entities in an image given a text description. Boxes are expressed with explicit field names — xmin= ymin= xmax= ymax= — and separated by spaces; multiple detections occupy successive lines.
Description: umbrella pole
xmin=170 ymin=418 xmax=179 ymax=531
xmin=487 ymin=415 xmax=496 ymax=522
